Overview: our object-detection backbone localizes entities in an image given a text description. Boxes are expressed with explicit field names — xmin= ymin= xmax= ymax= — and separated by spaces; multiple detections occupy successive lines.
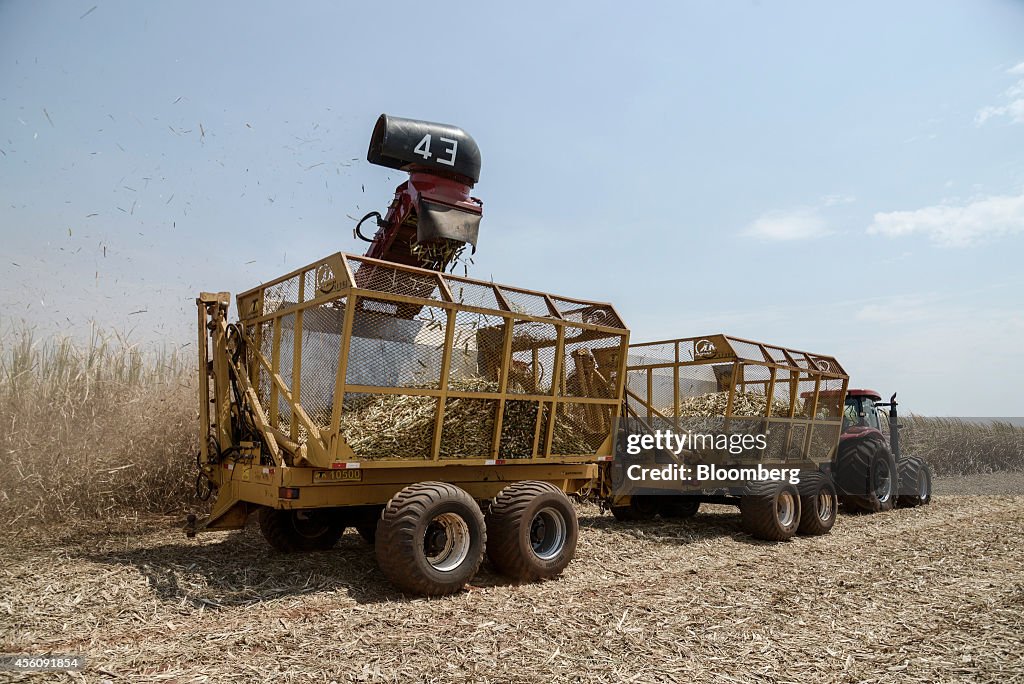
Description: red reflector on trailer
xmin=278 ymin=487 xmax=300 ymax=500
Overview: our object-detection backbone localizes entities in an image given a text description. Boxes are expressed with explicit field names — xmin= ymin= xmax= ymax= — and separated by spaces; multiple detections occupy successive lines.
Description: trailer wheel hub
xmin=776 ymin=491 xmax=796 ymax=528
xmin=424 ymin=513 xmax=471 ymax=572
xmin=529 ymin=507 xmax=567 ymax=561
xmin=816 ymin=490 xmax=835 ymax=523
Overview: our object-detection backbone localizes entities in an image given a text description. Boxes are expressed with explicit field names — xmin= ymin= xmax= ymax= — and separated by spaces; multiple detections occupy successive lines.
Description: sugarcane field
xmin=3 ymin=2 xmax=1024 ymax=683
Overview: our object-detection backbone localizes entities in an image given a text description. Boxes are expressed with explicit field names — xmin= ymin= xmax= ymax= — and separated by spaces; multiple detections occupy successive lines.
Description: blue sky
xmin=1 ymin=0 xmax=1022 ymax=415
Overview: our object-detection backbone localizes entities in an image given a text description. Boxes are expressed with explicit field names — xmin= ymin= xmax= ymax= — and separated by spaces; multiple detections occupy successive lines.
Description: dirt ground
xmin=2 ymin=485 xmax=1023 ymax=683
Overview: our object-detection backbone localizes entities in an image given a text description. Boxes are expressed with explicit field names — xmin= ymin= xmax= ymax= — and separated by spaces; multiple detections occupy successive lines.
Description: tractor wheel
xmin=796 ymin=471 xmax=837 ymax=536
xmin=740 ymin=480 xmax=802 ymax=541
xmin=610 ymin=495 xmax=662 ymax=521
xmin=661 ymin=496 xmax=701 ymax=519
xmin=486 ymin=481 xmax=579 ymax=582
xmin=375 ymin=482 xmax=486 ymax=596
xmin=835 ymin=437 xmax=897 ymax=513
xmin=919 ymin=462 xmax=933 ymax=505
xmin=897 ymin=457 xmax=933 ymax=507
xmin=258 ymin=508 xmax=346 ymax=552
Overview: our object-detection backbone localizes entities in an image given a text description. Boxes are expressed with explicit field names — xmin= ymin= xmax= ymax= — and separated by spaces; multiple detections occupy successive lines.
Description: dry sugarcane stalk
xmin=409 ymin=237 xmax=467 ymax=273
xmin=660 ymin=391 xmax=795 ymax=418
xmin=338 ymin=377 xmax=594 ymax=460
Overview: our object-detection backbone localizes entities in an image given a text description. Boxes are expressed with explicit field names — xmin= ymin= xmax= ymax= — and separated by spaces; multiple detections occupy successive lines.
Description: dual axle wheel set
xmin=612 ymin=435 xmax=934 ymax=544
xmin=611 ymin=472 xmax=840 ymax=543
xmin=257 ymin=438 xmax=935 ymax=597
xmin=259 ymin=480 xmax=578 ymax=596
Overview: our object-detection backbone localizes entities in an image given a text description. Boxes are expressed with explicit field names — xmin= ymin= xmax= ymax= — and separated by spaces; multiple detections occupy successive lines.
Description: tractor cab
xmin=843 ymin=389 xmax=884 ymax=433
xmin=843 ymin=389 xmax=903 ymax=461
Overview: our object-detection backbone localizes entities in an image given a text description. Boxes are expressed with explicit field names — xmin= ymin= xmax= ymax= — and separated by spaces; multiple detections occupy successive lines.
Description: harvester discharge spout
xmin=356 ymin=114 xmax=483 ymax=273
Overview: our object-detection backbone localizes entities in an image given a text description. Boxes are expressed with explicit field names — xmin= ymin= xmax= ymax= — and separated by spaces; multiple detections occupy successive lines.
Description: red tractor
xmin=833 ymin=390 xmax=933 ymax=513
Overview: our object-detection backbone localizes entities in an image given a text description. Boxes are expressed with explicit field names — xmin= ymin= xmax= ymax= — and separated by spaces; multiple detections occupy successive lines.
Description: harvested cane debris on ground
xmin=3 ymin=488 xmax=1022 ymax=683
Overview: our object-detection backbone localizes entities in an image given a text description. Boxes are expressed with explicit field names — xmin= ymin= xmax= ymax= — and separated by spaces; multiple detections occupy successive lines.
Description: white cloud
xmin=743 ymin=208 xmax=830 ymax=241
xmin=743 ymin=194 xmax=851 ymax=241
xmin=976 ymin=100 xmax=1024 ymax=125
xmin=867 ymin=192 xmax=1024 ymax=247
xmin=855 ymin=296 xmax=938 ymax=324
xmin=821 ymin=193 xmax=856 ymax=207
xmin=976 ymin=62 xmax=1024 ymax=125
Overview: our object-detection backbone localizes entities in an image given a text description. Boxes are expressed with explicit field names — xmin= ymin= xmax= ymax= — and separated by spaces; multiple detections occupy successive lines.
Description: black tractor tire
xmin=375 ymin=482 xmax=486 ymax=596
xmin=835 ymin=436 xmax=898 ymax=513
xmin=897 ymin=457 xmax=934 ymax=507
xmin=258 ymin=507 xmax=346 ymax=552
xmin=740 ymin=480 xmax=802 ymax=541
xmin=486 ymin=481 xmax=579 ymax=581
xmin=919 ymin=462 xmax=933 ymax=506
xmin=796 ymin=471 xmax=838 ymax=536
xmin=661 ymin=496 xmax=701 ymax=519
xmin=610 ymin=494 xmax=662 ymax=521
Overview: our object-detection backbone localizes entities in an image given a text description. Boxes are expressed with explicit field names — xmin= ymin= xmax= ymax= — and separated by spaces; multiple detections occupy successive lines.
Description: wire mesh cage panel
xmin=448 ymin=310 xmax=507 ymax=386
xmin=298 ymin=301 xmax=346 ymax=431
xmin=234 ymin=252 xmax=629 ymax=467
xmin=344 ymin=304 xmax=448 ymax=389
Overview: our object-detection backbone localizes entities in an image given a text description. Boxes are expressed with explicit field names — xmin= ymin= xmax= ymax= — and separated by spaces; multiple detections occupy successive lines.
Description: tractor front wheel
xmin=897 ymin=457 xmax=933 ymax=507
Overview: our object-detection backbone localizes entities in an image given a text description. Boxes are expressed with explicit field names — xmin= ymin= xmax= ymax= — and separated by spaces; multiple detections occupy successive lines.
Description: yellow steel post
xmin=197 ymin=299 xmax=211 ymax=464
xmin=328 ymin=294 xmax=356 ymax=461
xmin=431 ymin=307 xmax=458 ymax=460
xmin=490 ymin=316 xmax=514 ymax=458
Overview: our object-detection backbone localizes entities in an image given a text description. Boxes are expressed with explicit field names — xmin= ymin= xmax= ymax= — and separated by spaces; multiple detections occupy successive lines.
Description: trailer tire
xmin=661 ymin=497 xmax=701 ymax=519
xmin=796 ymin=472 xmax=837 ymax=536
xmin=897 ymin=457 xmax=933 ymax=507
xmin=610 ymin=495 xmax=661 ymax=521
xmin=835 ymin=437 xmax=897 ymax=514
xmin=740 ymin=480 xmax=802 ymax=541
xmin=375 ymin=482 xmax=486 ymax=596
xmin=258 ymin=508 xmax=345 ymax=552
xmin=486 ymin=481 xmax=579 ymax=581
